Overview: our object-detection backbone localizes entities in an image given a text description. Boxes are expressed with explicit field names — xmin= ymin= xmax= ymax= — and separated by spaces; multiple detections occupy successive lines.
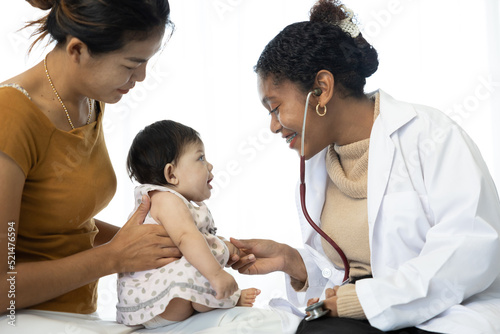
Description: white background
xmin=1 ymin=0 xmax=499 ymax=320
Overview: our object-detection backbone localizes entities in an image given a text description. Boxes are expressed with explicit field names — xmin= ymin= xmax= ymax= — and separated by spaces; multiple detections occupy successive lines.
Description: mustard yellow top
xmin=0 ymin=85 xmax=117 ymax=313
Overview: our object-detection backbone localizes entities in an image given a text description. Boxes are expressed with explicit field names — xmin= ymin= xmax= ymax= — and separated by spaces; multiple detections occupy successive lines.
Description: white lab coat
xmin=286 ymin=89 xmax=500 ymax=333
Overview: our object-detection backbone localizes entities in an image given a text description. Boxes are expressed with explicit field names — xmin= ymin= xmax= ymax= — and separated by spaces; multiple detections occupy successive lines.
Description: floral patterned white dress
xmin=116 ymin=184 xmax=240 ymax=326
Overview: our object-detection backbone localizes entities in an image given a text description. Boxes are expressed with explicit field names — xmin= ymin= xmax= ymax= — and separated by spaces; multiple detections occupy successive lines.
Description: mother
xmin=0 ymin=0 xmax=177 ymax=324
xmin=232 ymin=0 xmax=500 ymax=333
xmin=0 ymin=1 xmax=291 ymax=332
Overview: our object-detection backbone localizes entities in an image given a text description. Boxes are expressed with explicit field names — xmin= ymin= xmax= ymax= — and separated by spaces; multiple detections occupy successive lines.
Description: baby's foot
xmin=237 ymin=288 xmax=261 ymax=307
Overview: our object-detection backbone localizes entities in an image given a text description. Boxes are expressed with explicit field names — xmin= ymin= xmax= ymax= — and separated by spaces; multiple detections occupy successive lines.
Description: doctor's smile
xmin=285 ymin=132 xmax=298 ymax=146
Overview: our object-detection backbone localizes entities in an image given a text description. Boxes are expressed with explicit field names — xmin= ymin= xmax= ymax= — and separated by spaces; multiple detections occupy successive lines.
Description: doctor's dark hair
xmin=127 ymin=120 xmax=202 ymax=186
xmin=255 ymin=0 xmax=378 ymax=98
xmin=26 ymin=0 xmax=173 ymax=54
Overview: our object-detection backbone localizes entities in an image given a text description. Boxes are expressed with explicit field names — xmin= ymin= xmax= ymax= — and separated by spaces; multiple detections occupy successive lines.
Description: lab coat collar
xmin=372 ymin=89 xmax=417 ymax=136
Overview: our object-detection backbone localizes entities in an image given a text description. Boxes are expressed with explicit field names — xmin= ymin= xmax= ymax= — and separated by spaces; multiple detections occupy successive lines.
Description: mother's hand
xmin=106 ymin=195 xmax=181 ymax=273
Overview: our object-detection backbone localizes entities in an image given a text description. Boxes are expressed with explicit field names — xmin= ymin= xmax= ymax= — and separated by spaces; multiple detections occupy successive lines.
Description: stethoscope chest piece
xmin=304 ymin=300 xmax=329 ymax=321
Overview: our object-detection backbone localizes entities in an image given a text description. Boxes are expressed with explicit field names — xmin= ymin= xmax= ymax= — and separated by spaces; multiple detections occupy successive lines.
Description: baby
xmin=116 ymin=120 xmax=259 ymax=329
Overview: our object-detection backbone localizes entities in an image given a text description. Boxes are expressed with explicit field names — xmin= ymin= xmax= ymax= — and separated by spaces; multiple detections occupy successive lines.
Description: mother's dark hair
xmin=27 ymin=0 xmax=173 ymax=54
xmin=255 ymin=0 xmax=378 ymax=98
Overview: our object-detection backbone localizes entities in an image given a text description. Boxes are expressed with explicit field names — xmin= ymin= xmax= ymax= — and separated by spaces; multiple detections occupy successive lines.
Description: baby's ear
xmin=164 ymin=163 xmax=178 ymax=185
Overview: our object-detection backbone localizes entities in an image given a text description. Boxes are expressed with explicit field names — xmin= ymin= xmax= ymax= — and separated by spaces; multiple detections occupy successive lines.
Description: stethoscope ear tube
xmin=299 ymin=168 xmax=349 ymax=283
xmin=300 ymin=91 xmax=350 ymax=283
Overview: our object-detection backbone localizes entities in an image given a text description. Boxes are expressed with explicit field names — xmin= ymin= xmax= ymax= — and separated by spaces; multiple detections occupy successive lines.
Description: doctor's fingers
xmin=229 ymin=237 xmax=258 ymax=252
xmin=307 ymin=297 xmax=320 ymax=307
xmin=230 ymin=237 xmax=280 ymax=256
xmin=323 ymin=296 xmax=339 ymax=317
xmin=325 ymin=286 xmax=339 ymax=299
xmin=226 ymin=253 xmax=240 ymax=267
xmin=232 ymin=255 xmax=257 ymax=274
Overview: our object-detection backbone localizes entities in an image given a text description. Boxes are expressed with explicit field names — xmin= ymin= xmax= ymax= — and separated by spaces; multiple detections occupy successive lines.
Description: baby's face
xmin=172 ymin=142 xmax=214 ymax=202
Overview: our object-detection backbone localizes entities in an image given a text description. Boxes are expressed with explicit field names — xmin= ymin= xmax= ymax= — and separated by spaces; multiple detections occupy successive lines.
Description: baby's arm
xmin=220 ymin=238 xmax=255 ymax=268
xmin=220 ymin=237 xmax=240 ymax=257
xmin=150 ymin=191 xmax=238 ymax=299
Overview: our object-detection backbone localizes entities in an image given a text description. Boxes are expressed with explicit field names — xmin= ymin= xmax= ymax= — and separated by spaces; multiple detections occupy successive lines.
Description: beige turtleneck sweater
xmin=321 ymin=138 xmax=371 ymax=319
xmin=320 ymin=92 xmax=380 ymax=319
xmin=321 ymin=138 xmax=372 ymax=279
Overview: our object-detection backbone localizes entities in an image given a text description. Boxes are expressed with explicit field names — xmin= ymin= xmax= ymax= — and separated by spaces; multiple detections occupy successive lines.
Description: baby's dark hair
xmin=127 ymin=120 xmax=201 ymax=186
xmin=255 ymin=0 xmax=378 ymax=98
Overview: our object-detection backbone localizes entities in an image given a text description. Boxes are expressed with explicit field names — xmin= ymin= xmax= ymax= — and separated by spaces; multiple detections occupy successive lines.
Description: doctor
xmin=230 ymin=0 xmax=500 ymax=333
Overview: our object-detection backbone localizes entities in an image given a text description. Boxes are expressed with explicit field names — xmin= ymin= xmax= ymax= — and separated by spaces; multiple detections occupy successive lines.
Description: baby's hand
xmin=224 ymin=240 xmax=251 ymax=267
xmin=224 ymin=240 xmax=241 ymax=257
xmin=210 ymin=270 xmax=239 ymax=300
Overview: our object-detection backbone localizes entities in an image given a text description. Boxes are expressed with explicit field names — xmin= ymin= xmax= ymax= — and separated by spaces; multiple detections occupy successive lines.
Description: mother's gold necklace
xmin=44 ymin=55 xmax=93 ymax=130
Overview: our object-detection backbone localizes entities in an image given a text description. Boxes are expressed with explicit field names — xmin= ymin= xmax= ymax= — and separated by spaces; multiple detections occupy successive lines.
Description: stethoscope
xmin=300 ymin=89 xmax=350 ymax=321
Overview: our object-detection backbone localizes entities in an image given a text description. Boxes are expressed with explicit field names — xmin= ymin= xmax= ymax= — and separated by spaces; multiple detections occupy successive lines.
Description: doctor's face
xmin=257 ymin=75 xmax=327 ymax=160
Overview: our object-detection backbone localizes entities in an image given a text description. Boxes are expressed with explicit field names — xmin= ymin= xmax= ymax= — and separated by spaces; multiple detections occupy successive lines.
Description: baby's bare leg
xmin=192 ymin=302 xmax=215 ymax=313
xmin=157 ymin=297 xmax=194 ymax=321
xmin=237 ymin=288 xmax=261 ymax=307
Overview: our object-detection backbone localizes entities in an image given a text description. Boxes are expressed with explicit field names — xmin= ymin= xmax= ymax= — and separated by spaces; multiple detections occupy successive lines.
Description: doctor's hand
xmin=229 ymin=238 xmax=307 ymax=283
xmin=306 ymin=286 xmax=340 ymax=317
xmin=229 ymin=238 xmax=285 ymax=275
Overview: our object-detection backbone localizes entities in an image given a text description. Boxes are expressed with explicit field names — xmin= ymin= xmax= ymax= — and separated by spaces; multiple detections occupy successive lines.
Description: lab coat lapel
xmin=367 ymin=120 xmax=394 ymax=228
xmin=367 ymin=90 xmax=417 ymax=236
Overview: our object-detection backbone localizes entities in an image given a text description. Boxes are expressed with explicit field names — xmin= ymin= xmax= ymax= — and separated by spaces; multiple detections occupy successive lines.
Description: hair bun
xmin=358 ymin=46 xmax=379 ymax=78
xmin=309 ymin=0 xmax=347 ymax=25
xmin=26 ymin=0 xmax=56 ymax=10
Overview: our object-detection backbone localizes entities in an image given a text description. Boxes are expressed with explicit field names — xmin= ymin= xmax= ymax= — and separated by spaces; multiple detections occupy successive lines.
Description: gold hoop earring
xmin=316 ymin=103 xmax=327 ymax=116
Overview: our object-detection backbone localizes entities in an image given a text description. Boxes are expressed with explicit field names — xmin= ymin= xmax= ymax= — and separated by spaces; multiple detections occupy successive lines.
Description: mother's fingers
xmin=154 ymin=256 xmax=181 ymax=268
xmin=143 ymin=234 xmax=181 ymax=256
xmin=123 ymin=195 xmax=151 ymax=227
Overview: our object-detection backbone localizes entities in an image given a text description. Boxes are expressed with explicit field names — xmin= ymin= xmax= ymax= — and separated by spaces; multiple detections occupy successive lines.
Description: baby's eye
xmin=198 ymin=155 xmax=205 ymax=161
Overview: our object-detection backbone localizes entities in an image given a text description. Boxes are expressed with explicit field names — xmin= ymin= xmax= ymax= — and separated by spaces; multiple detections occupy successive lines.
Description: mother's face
xmin=257 ymin=74 xmax=329 ymax=160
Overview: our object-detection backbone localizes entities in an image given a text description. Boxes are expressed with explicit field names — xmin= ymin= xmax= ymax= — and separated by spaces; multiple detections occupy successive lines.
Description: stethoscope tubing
xmin=300 ymin=91 xmax=350 ymax=284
